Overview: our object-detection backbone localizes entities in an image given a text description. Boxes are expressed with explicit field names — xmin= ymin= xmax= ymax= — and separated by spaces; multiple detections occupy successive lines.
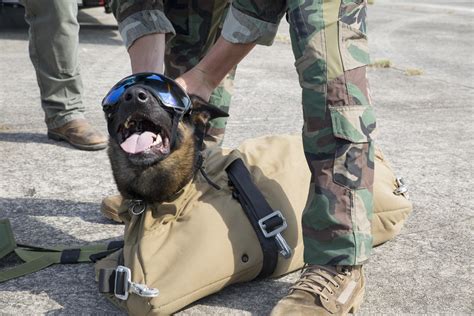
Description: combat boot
xmin=100 ymin=195 xmax=124 ymax=223
xmin=47 ymin=118 xmax=107 ymax=151
xmin=271 ymin=265 xmax=365 ymax=316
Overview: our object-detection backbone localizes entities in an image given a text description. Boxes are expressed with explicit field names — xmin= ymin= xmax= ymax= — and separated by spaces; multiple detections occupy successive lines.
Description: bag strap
xmin=225 ymin=158 xmax=292 ymax=278
xmin=0 ymin=218 xmax=123 ymax=283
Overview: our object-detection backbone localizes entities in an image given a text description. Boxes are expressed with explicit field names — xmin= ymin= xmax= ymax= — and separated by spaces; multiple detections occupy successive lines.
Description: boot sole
xmin=47 ymin=131 xmax=107 ymax=151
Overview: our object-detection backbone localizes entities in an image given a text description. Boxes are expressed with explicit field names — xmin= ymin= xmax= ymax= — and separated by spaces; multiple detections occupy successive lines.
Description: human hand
xmin=176 ymin=67 xmax=216 ymax=102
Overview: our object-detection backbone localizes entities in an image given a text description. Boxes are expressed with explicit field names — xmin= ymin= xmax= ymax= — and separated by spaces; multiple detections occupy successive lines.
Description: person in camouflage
xmin=176 ymin=1 xmax=376 ymax=314
xmin=108 ymin=0 xmax=375 ymax=314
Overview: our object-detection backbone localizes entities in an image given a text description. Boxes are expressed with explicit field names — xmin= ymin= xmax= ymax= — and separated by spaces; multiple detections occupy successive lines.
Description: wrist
xmin=192 ymin=67 xmax=220 ymax=91
xmin=176 ymin=68 xmax=214 ymax=102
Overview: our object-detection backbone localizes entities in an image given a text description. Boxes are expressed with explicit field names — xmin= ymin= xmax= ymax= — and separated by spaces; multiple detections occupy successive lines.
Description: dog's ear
xmin=189 ymin=95 xmax=229 ymax=127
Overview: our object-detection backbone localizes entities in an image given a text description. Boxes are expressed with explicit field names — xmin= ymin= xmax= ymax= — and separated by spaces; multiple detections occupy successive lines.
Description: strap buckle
xmin=258 ymin=211 xmax=292 ymax=259
xmin=114 ymin=266 xmax=159 ymax=301
xmin=393 ymin=177 xmax=409 ymax=198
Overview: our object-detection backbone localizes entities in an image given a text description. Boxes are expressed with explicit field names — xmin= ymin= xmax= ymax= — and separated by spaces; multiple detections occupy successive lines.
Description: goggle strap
xmin=195 ymin=122 xmax=208 ymax=152
xmin=170 ymin=114 xmax=181 ymax=149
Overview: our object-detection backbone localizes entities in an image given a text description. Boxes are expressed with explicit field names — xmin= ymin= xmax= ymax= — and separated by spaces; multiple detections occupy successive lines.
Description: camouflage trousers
xmin=111 ymin=0 xmax=233 ymax=145
xmin=288 ymin=0 xmax=376 ymax=265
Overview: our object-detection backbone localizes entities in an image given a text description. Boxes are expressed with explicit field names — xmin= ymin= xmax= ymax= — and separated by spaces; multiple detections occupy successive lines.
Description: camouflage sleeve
xmin=110 ymin=0 xmax=175 ymax=49
xmin=222 ymin=0 xmax=287 ymax=46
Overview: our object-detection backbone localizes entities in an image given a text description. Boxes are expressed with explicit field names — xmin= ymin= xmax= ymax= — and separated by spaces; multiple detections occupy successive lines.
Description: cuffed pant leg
xmin=22 ymin=0 xmax=84 ymax=129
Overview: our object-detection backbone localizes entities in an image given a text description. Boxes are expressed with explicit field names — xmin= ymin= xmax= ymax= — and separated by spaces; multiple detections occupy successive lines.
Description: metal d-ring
xmin=129 ymin=200 xmax=147 ymax=216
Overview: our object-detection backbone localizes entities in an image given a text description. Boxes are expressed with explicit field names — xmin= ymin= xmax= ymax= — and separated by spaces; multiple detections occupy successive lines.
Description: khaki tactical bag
xmin=95 ymin=135 xmax=412 ymax=315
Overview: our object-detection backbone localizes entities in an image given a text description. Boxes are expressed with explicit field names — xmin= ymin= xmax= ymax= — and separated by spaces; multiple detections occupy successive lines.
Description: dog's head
xmin=102 ymin=73 xmax=227 ymax=203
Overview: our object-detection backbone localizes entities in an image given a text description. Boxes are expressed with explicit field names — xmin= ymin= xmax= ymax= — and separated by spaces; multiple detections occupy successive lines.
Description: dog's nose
xmin=123 ymin=86 xmax=149 ymax=105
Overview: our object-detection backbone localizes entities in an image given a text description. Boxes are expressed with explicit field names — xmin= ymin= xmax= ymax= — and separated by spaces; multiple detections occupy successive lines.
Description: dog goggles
xmin=102 ymin=73 xmax=191 ymax=116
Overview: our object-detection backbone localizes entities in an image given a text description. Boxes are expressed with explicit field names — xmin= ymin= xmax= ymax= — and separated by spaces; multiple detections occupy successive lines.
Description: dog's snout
xmin=123 ymin=86 xmax=149 ymax=105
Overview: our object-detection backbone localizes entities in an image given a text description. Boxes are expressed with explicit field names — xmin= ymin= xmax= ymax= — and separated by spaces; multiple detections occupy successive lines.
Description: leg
xmin=22 ymin=0 xmax=106 ymax=150
xmin=292 ymin=0 xmax=375 ymax=267
xmin=23 ymin=0 xmax=84 ymax=128
xmin=273 ymin=0 xmax=376 ymax=314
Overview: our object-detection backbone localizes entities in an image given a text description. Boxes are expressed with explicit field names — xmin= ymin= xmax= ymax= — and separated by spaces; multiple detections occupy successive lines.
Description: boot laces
xmin=290 ymin=265 xmax=350 ymax=302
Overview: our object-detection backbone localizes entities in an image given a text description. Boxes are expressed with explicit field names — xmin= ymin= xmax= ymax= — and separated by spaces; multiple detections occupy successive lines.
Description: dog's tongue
xmin=120 ymin=132 xmax=160 ymax=154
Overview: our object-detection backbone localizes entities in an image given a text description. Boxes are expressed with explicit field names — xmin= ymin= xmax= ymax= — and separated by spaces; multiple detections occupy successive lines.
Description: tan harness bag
xmin=95 ymin=135 xmax=412 ymax=315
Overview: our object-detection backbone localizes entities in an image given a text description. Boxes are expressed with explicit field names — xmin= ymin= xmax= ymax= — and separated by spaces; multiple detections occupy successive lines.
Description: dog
xmin=104 ymin=76 xmax=228 ymax=203
xmin=98 ymin=74 xmax=410 ymax=314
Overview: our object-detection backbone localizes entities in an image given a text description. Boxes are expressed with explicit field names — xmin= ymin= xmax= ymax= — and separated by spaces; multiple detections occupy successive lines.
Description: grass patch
xmin=274 ymin=34 xmax=291 ymax=44
xmin=405 ymin=68 xmax=424 ymax=76
xmin=368 ymin=0 xmax=375 ymax=4
xmin=369 ymin=59 xmax=393 ymax=68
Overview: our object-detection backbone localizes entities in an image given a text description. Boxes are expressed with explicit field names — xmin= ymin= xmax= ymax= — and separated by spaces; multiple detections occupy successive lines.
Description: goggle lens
xmin=102 ymin=73 xmax=191 ymax=115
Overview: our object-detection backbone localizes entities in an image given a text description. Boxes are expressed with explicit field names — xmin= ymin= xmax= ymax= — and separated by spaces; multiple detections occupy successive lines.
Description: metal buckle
xmin=258 ymin=211 xmax=292 ymax=259
xmin=393 ymin=177 xmax=409 ymax=198
xmin=114 ymin=266 xmax=159 ymax=301
xmin=129 ymin=200 xmax=147 ymax=216
xmin=114 ymin=266 xmax=131 ymax=300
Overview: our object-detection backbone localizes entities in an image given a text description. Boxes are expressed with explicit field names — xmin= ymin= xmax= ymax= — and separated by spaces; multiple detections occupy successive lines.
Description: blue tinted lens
xmin=103 ymin=85 xmax=126 ymax=106
xmin=102 ymin=73 xmax=190 ymax=115
xmin=102 ymin=76 xmax=136 ymax=109
xmin=144 ymin=74 xmax=190 ymax=112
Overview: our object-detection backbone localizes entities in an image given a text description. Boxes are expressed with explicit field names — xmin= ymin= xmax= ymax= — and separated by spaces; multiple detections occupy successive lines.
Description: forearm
xmin=128 ymin=33 xmax=166 ymax=74
xmin=196 ymin=36 xmax=255 ymax=88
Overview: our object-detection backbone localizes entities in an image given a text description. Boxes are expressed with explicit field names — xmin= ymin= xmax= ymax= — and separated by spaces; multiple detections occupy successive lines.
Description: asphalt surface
xmin=0 ymin=0 xmax=473 ymax=314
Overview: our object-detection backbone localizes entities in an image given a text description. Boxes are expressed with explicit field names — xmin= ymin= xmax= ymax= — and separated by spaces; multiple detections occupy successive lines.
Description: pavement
xmin=0 ymin=0 xmax=473 ymax=314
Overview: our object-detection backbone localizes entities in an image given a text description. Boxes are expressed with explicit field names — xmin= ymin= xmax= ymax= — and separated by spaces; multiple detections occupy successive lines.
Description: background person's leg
xmin=23 ymin=0 xmax=84 ymax=129
xmin=22 ymin=0 xmax=106 ymax=150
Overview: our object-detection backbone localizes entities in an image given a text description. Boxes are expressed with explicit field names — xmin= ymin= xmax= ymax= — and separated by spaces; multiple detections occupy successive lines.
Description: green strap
xmin=15 ymin=244 xmax=120 ymax=263
xmin=0 ymin=218 xmax=123 ymax=283
xmin=0 ymin=256 xmax=53 ymax=283
xmin=0 ymin=243 xmax=123 ymax=284
xmin=0 ymin=219 xmax=16 ymax=259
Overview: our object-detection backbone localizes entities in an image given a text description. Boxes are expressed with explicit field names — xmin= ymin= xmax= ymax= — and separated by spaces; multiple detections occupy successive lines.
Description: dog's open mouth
xmin=118 ymin=115 xmax=170 ymax=156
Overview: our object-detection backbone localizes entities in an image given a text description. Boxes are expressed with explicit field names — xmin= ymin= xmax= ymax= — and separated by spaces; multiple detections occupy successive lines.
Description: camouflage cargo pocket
xmin=330 ymin=105 xmax=376 ymax=190
xmin=339 ymin=21 xmax=370 ymax=72
xmin=339 ymin=0 xmax=369 ymax=72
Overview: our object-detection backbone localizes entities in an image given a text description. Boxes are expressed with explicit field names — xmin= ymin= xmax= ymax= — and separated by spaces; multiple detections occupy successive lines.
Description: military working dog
xmin=103 ymin=73 xmax=227 ymax=204
xmin=97 ymin=73 xmax=410 ymax=314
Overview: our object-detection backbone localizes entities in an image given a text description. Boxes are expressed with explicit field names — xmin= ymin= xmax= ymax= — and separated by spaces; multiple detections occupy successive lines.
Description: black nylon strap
xmin=107 ymin=240 xmax=124 ymax=250
xmin=98 ymin=269 xmax=116 ymax=294
xmin=226 ymin=158 xmax=281 ymax=278
xmin=60 ymin=248 xmax=81 ymax=264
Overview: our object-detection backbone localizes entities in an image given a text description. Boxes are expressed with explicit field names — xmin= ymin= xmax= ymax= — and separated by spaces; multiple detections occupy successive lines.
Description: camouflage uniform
xmin=111 ymin=0 xmax=234 ymax=145
xmin=113 ymin=0 xmax=375 ymax=266
xmin=224 ymin=0 xmax=376 ymax=265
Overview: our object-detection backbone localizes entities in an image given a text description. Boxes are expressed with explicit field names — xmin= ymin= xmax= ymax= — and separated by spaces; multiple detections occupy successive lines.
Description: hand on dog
xmin=176 ymin=67 xmax=215 ymax=102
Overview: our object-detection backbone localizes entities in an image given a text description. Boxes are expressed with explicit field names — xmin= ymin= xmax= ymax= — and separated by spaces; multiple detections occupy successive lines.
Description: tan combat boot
xmin=100 ymin=195 xmax=124 ymax=223
xmin=271 ymin=265 xmax=365 ymax=316
xmin=47 ymin=118 xmax=107 ymax=151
